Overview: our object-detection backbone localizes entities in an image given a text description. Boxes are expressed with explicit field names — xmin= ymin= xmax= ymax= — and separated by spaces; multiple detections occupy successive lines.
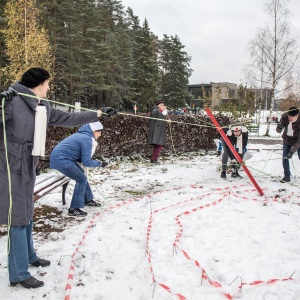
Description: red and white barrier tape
xmin=146 ymin=185 xmax=299 ymax=299
xmin=64 ymin=183 xmax=298 ymax=300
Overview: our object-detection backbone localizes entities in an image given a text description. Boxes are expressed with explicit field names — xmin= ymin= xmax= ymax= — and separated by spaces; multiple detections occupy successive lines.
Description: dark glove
xmin=100 ymin=161 xmax=108 ymax=168
xmin=286 ymin=151 xmax=293 ymax=159
xmin=231 ymin=162 xmax=238 ymax=170
xmin=231 ymin=158 xmax=242 ymax=169
xmin=0 ymin=89 xmax=18 ymax=102
xmin=276 ymin=124 xmax=283 ymax=132
xmin=102 ymin=107 xmax=117 ymax=117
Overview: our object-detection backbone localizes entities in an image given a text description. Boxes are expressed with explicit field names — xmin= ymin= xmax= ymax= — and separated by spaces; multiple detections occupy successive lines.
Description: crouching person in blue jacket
xmin=50 ymin=121 xmax=108 ymax=217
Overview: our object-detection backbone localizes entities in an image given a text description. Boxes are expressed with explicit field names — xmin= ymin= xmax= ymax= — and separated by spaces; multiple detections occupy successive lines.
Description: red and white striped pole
xmin=205 ymin=108 xmax=264 ymax=196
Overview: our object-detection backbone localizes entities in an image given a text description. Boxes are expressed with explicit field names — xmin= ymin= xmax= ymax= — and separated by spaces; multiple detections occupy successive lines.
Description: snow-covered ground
xmin=0 ymin=123 xmax=300 ymax=300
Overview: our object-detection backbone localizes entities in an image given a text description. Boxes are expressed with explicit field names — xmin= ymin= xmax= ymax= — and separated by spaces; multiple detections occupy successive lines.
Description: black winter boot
xmin=221 ymin=171 xmax=227 ymax=179
xmin=85 ymin=200 xmax=101 ymax=207
xmin=231 ymin=169 xmax=243 ymax=178
xmin=150 ymin=159 xmax=160 ymax=164
xmin=68 ymin=208 xmax=87 ymax=216
xmin=280 ymin=176 xmax=290 ymax=183
xmin=31 ymin=258 xmax=50 ymax=267
xmin=10 ymin=276 xmax=44 ymax=289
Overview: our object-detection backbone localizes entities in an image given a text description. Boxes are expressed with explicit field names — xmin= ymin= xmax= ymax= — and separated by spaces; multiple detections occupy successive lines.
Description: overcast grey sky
xmin=121 ymin=0 xmax=300 ymax=85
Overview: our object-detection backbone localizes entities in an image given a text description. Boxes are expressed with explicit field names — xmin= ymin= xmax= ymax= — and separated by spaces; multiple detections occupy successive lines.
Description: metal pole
xmin=205 ymin=108 xmax=264 ymax=196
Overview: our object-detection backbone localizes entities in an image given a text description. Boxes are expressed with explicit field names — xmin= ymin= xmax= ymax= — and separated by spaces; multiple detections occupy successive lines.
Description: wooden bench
xmin=248 ymin=124 xmax=260 ymax=136
xmin=34 ymin=172 xmax=70 ymax=205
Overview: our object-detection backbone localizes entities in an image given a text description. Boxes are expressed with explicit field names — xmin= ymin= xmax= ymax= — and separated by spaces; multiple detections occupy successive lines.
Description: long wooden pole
xmin=205 ymin=108 xmax=264 ymax=196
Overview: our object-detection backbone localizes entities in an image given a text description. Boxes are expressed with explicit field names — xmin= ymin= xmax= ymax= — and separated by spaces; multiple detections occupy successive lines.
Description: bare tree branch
xmin=244 ymin=0 xmax=300 ymax=135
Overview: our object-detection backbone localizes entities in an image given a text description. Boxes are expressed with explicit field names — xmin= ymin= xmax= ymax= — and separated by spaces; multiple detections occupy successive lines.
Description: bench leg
xmin=62 ymin=181 xmax=69 ymax=206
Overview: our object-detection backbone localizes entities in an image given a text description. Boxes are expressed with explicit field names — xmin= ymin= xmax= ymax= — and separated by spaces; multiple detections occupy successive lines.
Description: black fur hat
xmin=155 ymin=100 xmax=164 ymax=106
xmin=288 ymin=106 xmax=299 ymax=116
xmin=20 ymin=68 xmax=50 ymax=88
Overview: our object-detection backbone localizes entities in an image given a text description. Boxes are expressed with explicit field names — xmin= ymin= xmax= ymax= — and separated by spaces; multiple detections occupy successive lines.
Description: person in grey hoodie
xmin=0 ymin=68 xmax=116 ymax=289
xmin=50 ymin=121 xmax=107 ymax=216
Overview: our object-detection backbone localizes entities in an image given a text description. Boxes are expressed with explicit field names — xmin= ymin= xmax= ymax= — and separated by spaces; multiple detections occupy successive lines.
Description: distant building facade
xmin=188 ymin=83 xmax=274 ymax=110
xmin=211 ymin=82 xmax=237 ymax=108
xmin=186 ymin=84 xmax=211 ymax=108
xmin=187 ymin=82 xmax=238 ymax=108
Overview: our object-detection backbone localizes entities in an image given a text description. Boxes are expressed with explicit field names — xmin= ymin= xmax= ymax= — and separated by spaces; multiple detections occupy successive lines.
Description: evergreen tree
xmin=1 ymin=0 xmax=193 ymax=113
xmin=41 ymin=0 xmax=133 ymax=109
xmin=127 ymin=15 xmax=159 ymax=111
xmin=125 ymin=8 xmax=142 ymax=109
xmin=159 ymin=34 xmax=192 ymax=109
xmin=95 ymin=0 xmax=133 ymax=109
xmin=42 ymin=0 xmax=89 ymax=106
xmin=138 ymin=19 xmax=159 ymax=111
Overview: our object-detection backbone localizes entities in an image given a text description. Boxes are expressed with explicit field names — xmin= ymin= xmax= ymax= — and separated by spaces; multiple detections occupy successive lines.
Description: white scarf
xmin=91 ymin=138 xmax=98 ymax=157
xmin=236 ymin=134 xmax=243 ymax=154
xmin=84 ymin=138 xmax=98 ymax=179
xmin=287 ymin=122 xmax=294 ymax=136
xmin=32 ymin=105 xmax=47 ymax=156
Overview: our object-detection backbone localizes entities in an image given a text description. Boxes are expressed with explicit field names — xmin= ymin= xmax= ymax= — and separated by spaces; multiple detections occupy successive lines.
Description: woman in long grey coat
xmin=147 ymin=100 xmax=168 ymax=164
xmin=0 ymin=68 xmax=116 ymax=289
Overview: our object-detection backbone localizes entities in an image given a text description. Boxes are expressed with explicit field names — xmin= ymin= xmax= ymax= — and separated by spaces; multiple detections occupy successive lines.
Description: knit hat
xmin=288 ymin=106 xmax=299 ymax=116
xmin=230 ymin=124 xmax=242 ymax=131
xmin=89 ymin=121 xmax=103 ymax=131
xmin=155 ymin=100 xmax=164 ymax=106
xmin=20 ymin=68 xmax=50 ymax=88
xmin=227 ymin=124 xmax=248 ymax=136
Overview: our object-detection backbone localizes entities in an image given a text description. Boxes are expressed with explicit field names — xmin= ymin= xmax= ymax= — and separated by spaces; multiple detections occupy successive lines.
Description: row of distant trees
xmin=0 ymin=0 xmax=193 ymax=112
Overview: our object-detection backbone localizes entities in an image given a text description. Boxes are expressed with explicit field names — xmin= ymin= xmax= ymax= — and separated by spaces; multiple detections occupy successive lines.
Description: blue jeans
xmin=282 ymin=143 xmax=300 ymax=177
xmin=55 ymin=162 xmax=93 ymax=208
xmin=8 ymin=220 xmax=38 ymax=282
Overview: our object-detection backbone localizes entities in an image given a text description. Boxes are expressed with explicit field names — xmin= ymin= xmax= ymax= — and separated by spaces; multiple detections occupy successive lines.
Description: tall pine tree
xmin=159 ymin=34 xmax=192 ymax=109
xmin=130 ymin=18 xmax=159 ymax=111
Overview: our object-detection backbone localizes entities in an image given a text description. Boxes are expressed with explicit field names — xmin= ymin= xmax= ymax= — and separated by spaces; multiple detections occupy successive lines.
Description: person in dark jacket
xmin=220 ymin=124 xmax=248 ymax=179
xmin=147 ymin=100 xmax=168 ymax=164
xmin=276 ymin=106 xmax=300 ymax=183
xmin=50 ymin=121 xmax=107 ymax=216
xmin=0 ymin=68 xmax=117 ymax=289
